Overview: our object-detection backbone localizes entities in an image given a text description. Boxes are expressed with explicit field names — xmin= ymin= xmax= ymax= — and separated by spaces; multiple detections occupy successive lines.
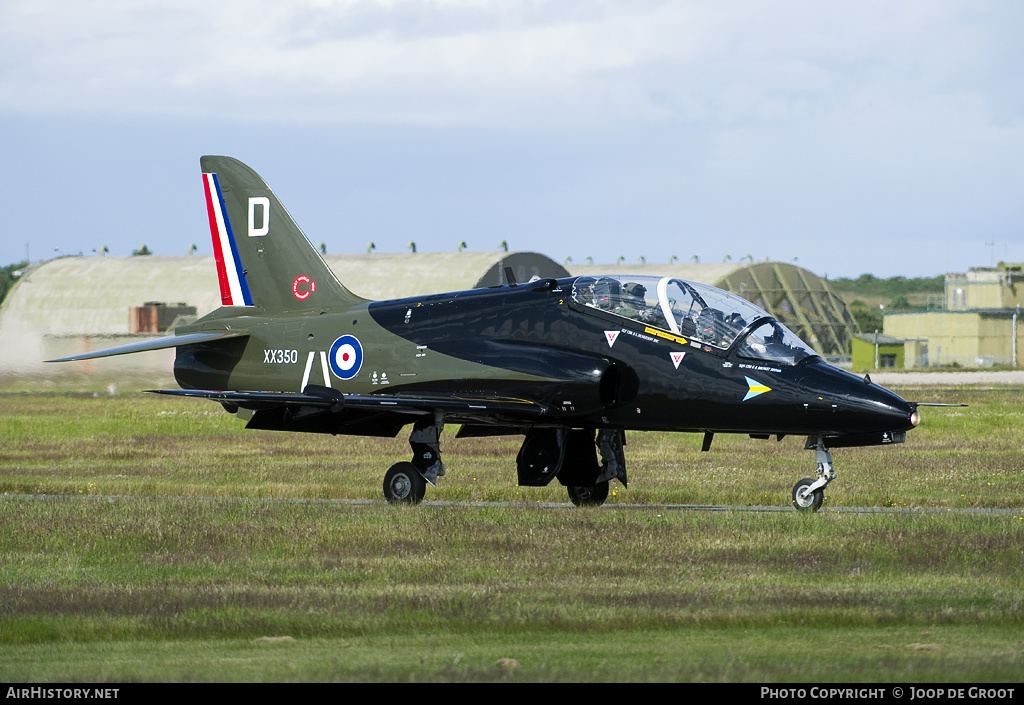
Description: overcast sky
xmin=2 ymin=0 xmax=1022 ymax=278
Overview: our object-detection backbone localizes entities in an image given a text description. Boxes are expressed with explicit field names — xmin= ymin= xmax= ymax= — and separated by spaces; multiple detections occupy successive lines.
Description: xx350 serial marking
xmin=264 ymin=349 xmax=298 ymax=364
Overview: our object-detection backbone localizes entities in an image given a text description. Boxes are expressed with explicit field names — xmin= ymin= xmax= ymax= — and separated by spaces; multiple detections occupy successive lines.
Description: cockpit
xmin=570 ymin=275 xmax=818 ymax=366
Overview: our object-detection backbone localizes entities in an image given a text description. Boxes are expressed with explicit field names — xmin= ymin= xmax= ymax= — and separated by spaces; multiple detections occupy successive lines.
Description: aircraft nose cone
xmin=799 ymin=361 xmax=917 ymax=433
xmin=849 ymin=381 xmax=917 ymax=431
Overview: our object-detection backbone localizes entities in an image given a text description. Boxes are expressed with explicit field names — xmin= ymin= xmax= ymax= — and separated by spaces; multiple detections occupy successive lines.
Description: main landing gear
xmin=566 ymin=428 xmax=626 ymax=507
xmin=517 ymin=427 xmax=627 ymax=507
xmin=381 ymin=422 xmax=628 ymax=507
xmin=383 ymin=413 xmax=444 ymax=504
xmin=792 ymin=437 xmax=834 ymax=513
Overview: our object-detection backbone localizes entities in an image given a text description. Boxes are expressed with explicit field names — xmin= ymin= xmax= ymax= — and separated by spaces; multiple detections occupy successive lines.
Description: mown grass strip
xmin=1 ymin=389 xmax=1022 ymax=681
xmin=1 ymin=499 xmax=1022 ymax=681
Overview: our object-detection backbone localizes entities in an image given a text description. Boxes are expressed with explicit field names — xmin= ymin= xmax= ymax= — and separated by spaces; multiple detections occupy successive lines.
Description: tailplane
xmin=201 ymin=156 xmax=365 ymax=312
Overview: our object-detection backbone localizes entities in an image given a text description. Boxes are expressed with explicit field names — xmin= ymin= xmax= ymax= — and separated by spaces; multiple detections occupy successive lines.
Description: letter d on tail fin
xmin=200 ymin=156 xmax=366 ymax=313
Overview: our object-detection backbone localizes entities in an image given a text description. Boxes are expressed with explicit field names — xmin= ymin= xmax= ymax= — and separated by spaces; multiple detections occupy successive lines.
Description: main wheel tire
xmin=383 ymin=462 xmax=426 ymax=504
xmin=567 ymin=481 xmax=610 ymax=507
xmin=792 ymin=478 xmax=823 ymax=512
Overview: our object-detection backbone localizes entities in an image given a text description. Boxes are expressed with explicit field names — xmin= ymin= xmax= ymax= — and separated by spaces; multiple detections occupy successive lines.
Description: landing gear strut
xmin=792 ymin=437 xmax=834 ymax=512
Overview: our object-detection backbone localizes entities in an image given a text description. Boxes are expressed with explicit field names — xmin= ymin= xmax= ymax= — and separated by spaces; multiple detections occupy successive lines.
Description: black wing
xmin=151 ymin=386 xmax=550 ymax=438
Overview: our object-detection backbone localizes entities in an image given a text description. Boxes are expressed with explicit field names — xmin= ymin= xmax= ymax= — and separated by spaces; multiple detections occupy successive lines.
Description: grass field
xmin=1 ymin=387 xmax=1022 ymax=682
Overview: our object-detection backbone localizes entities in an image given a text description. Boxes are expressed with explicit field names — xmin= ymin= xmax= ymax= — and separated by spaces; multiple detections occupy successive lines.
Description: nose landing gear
xmin=792 ymin=437 xmax=834 ymax=513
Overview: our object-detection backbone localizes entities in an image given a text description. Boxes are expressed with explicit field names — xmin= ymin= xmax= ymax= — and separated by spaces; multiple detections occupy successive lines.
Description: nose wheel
xmin=792 ymin=478 xmax=823 ymax=512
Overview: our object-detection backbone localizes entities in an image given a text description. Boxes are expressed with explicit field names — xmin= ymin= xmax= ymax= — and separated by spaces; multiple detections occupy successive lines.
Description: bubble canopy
xmin=570 ymin=275 xmax=818 ymax=366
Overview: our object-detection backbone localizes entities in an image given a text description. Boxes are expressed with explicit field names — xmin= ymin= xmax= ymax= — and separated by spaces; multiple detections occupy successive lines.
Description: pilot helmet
xmin=725 ymin=312 xmax=746 ymax=328
xmin=623 ymin=282 xmax=646 ymax=299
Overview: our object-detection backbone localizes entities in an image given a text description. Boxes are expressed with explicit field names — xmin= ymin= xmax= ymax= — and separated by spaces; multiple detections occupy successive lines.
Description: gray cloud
xmin=1 ymin=0 xmax=1021 ymax=275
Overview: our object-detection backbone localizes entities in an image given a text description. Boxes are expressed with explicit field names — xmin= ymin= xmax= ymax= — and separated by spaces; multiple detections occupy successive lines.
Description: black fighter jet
xmin=51 ymin=156 xmax=927 ymax=511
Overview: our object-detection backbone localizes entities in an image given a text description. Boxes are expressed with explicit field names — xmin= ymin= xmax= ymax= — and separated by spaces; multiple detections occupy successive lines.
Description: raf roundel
xmin=329 ymin=335 xmax=363 ymax=380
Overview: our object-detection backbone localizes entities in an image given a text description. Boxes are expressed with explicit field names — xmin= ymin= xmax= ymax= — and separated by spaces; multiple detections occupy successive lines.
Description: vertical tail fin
xmin=201 ymin=156 xmax=366 ymax=312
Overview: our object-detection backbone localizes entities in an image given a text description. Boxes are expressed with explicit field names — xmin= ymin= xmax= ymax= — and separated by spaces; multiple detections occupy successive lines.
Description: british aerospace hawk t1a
xmin=50 ymin=156 xmax=926 ymax=511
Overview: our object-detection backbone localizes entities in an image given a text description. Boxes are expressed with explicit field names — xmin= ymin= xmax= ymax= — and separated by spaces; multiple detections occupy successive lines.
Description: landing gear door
xmin=516 ymin=428 xmax=566 ymax=486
